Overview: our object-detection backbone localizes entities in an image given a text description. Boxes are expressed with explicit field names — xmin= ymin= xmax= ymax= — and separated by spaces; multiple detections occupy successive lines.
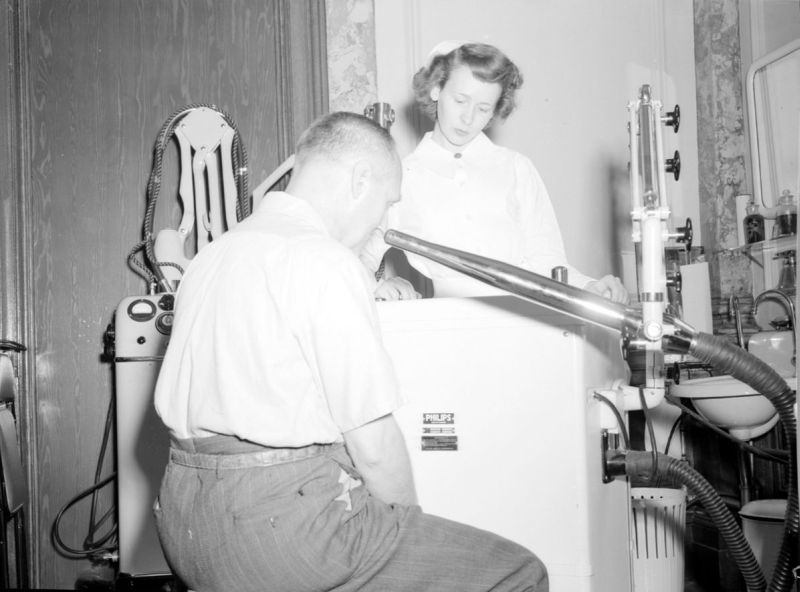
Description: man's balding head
xmin=286 ymin=112 xmax=401 ymax=253
xmin=294 ymin=111 xmax=397 ymax=172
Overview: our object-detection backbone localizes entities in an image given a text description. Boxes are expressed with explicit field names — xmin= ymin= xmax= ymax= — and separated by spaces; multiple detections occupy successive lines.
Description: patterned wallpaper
xmin=694 ymin=0 xmax=754 ymax=334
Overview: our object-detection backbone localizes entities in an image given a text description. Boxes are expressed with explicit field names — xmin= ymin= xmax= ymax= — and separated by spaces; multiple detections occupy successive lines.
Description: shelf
xmin=725 ymin=234 xmax=797 ymax=255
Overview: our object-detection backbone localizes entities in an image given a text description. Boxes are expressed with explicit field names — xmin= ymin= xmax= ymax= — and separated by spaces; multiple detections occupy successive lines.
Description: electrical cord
xmin=592 ymin=391 xmax=630 ymax=448
xmin=51 ymin=473 xmax=117 ymax=559
xmin=665 ymin=394 xmax=789 ymax=465
xmin=127 ymin=244 xmax=186 ymax=287
xmin=84 ymin=395 xmax=117 ymax=551
xmin=638 ymin=387 xmax=659 ymax=481
xmin=664 ymin=413 xmax=683 ymax=456
xmin=157 ymin=261 xmax=185 ymax=276
xmin=52 ymin=396 xmax=117 ymax=559
xmin=126 ymin=239 xmax=157 ymax=285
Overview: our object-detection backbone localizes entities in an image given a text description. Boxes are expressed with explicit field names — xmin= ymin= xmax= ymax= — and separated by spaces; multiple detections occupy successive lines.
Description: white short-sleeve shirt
xmin=155 ymin=191 xmax=403 ymax=447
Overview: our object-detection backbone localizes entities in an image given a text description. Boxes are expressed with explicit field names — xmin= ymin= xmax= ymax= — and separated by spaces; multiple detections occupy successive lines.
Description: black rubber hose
xmin=624 ymin=449 xmax=767 ymax=591
xmin=689 ymin=332 xmax=797 ymax=592
xmin=143 ymin=105 xmax=195 ymax=290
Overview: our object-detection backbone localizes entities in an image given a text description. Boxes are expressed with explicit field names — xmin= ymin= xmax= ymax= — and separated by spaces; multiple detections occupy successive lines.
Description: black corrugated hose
xmin=614 ymin=330 xmax=797 ymax=591
xmin=688 ymin=332 xmax=797 ymax=592
xmin=624 ymin=449 xmax=767 ymax=591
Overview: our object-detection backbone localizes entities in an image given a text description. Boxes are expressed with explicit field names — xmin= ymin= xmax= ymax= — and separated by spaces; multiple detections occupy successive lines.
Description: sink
xmin=670 ymin=374 xmax=796 ymax=440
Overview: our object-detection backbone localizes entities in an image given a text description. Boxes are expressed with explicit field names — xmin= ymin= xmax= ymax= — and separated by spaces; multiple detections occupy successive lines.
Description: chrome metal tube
xmin=385 ymin=230 xmax=643 ymax=336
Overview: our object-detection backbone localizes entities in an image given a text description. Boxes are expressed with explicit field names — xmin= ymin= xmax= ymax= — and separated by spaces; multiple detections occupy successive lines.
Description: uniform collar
xmin=413 ymin=132 xmax=495 ymax=177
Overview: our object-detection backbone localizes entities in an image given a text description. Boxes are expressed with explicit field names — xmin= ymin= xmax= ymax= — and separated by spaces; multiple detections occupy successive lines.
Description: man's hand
xmin=374 ymin=277 xmax=421 ymax=301
xmin=584 ymin=275 xmax=629 ymax=304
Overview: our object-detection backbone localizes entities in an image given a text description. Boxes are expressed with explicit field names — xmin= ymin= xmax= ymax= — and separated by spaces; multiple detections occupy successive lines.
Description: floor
xmin=76 ymin=566 xmax=179 ymax=592
xmin=77 ymin=577 xmax=712 ymax=592
xmin=65 ymin=543 xmax=733 ymax=592
xmin=70 ymin=517 xmax=735 ymax=592
xmin=74 ymin=569 xmax=715 ymax=592
xmin=105 ymin=575 xmax=713 ymax=592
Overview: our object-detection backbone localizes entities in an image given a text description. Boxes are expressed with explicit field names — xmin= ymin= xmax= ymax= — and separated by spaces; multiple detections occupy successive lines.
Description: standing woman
xmin=364 ymin=42 xmax=628 ymax=302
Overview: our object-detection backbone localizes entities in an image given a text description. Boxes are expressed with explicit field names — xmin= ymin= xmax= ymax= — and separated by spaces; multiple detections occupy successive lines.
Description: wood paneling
xmin=1 ymin=0 xmax=36 ymax=585
xmin=7 ymin=0 xmax=326 ymax=586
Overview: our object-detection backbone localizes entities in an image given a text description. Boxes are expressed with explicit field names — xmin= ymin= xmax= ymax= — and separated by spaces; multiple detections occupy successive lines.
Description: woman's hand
xmin=374 ymin=277 xmax=421 ymax=302
xmin=584 ymin=275 xmax=629 ymax=304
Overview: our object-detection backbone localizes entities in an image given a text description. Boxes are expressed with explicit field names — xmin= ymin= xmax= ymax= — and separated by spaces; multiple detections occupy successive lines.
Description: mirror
xmin=747 ymin=38 xmax=800 ymax=209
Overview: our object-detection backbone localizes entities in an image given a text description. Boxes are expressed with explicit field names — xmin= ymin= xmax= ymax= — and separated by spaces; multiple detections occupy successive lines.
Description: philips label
xmin=420 ymin=412 xmax=457 ymax=451
xmin=423 ymin=413 xmax=454 ymax=424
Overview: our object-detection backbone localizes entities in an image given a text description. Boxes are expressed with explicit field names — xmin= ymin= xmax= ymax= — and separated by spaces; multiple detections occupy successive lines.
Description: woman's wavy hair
xmin=412 ymin=43 xmax=523 ymax=122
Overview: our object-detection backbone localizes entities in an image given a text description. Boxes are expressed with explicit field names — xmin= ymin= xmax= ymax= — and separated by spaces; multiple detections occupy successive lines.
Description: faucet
xmin=728 ymin=295 xmax=745 ymax=348
xmin=752 ymin=289 xmax=796 ymax=367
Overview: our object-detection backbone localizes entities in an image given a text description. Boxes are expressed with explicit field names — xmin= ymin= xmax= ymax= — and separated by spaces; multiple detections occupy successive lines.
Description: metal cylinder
xmin=384 ymin=230 xmax=643 ymax=336
xmin=551 ymin=266 xmax=568 ymax=283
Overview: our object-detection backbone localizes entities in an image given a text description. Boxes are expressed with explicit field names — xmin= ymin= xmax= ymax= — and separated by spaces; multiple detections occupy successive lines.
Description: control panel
xmin=114 ymin=294 xmax=174 ymax=360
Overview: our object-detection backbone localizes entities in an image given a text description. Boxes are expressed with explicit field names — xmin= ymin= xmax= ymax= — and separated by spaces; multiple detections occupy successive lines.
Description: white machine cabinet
xmin=379 ymin=296 xmax=632 ymax=591
xmin=114 ymin=294 xmax=632 ymax=591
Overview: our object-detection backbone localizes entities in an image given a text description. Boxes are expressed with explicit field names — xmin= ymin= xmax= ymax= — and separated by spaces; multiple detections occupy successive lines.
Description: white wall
xmin=745 ymin=0 xmax=800 ymax=56
xmin=374 ymin=0 xmax=699 ymax=284
xmin=740 ymin=0 xmax=800 ymax=209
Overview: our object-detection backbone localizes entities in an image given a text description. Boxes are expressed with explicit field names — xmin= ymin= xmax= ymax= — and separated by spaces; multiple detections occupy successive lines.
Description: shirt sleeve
xmin=517 ymin=155 xmax=596 ymax=289
xmin=299 ymin=246 xmax=404 ymax=433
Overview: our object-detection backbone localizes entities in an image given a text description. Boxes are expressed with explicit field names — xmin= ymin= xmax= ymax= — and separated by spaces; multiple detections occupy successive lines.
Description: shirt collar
xmin=255 ymin=191 xmax=330 ymax=236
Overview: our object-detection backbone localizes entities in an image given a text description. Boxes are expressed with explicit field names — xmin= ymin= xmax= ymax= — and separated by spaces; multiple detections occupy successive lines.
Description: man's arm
xmin=343 ymin=413 xmax=418 ymax=506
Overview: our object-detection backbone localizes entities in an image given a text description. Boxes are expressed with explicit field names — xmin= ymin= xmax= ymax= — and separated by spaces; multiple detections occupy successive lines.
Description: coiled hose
xmin=141 ymin=103 xmax=250 ymax=291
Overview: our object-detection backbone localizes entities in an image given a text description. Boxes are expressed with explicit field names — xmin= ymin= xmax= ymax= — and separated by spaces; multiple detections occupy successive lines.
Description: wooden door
xmin=1 ymin=0 xmax=327 ymax=586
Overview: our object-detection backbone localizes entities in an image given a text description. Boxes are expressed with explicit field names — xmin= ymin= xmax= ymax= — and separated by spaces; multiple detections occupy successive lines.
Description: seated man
xmin=153 ymin=111 xmax=548 ymax=592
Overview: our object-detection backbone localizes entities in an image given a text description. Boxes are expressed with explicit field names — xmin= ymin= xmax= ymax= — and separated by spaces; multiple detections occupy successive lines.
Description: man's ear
xmin=351 ymin=159 xmax=372 ymax=202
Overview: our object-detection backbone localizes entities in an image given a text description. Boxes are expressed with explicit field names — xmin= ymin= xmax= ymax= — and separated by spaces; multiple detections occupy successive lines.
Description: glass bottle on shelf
xmin=773 ymin=190 xmax=797 ymax=238
xmin=743 ymin=198 xmax=765 ymax=244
